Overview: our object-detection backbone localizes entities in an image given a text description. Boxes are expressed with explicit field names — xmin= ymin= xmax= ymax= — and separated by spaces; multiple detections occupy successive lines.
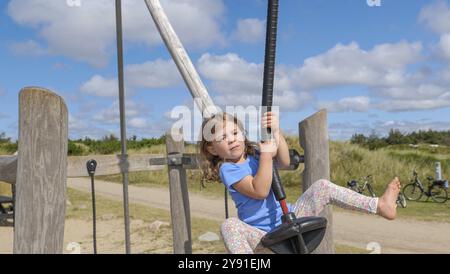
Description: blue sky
xmin=1 ymin=0 xmax=450 ymax=142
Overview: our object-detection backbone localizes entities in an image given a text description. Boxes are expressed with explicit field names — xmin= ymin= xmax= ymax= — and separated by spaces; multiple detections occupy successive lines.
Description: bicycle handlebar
xmin=362 ymin=175 xmax=372 ymax=180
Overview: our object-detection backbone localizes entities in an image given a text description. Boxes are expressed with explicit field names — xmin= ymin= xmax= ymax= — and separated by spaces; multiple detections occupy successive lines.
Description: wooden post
xmin=299 ymin=109 xmax=334 ymax=254
xmin=165 ymin=129 xmax=192 ymax=254
xmin=13 ymin=87 xmax=68 ymax=254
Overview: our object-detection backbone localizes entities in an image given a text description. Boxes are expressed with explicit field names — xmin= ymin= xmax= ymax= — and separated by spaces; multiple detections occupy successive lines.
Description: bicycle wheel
xmin=397 ymin=193 xmax=407 ymax=208
xmin=430 ymin=186 xmax=448 ymax=203
xmin=403 ymin=184 xmax=422 ymax=201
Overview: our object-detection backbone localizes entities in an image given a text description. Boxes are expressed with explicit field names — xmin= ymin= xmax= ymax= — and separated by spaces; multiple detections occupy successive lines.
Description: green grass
xmin=0 ymin=143 xmax=17 ymax=155
xmin=390 ymin=199 xmax=450 ymax=222
xmin=0 ymin=182 xmax=12 ymax=196
xmin=335 ymin=244 xmax=368 ymax=254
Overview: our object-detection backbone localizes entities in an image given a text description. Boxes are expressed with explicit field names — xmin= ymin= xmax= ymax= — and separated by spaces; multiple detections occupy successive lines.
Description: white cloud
xmin=129 ymin=117 xmax=148 ymax=129
xmin=232 ymin=18 xmax=265 ymax=43
xmin=289 ymin=40 xmax=450 ymax=112
xmin=125 ymin=59 xmax=182 ymax=88
xmin=318 ymin=96 xmax=370 ymax=113
xmin=294 ymin=41 xmax=423 ymax=90
xmin=9 ymin=40 xmax=47 ymax=56
xmin=440 ymin=67 xmax=450 ymax=83
xmin=436 ymin=34 xmax=450 ymax=60
xmin=196 ymin=42 xmax=432 ymax=113
xmin=199 ymin=53 xmax=262 ymax=87
xmin=80 ymin=59 xmax=182 ymax=97
xmin=69 ymin=113 xmax=88 ymax=131
xmin=376 ymin=92 xmax=450 ymax=112
xmin=419 ymin=1 xmax=450 ymax=62
xmin=373 ymin=83 xmax=448 ymax=100
xmin=419 ymin=1 xmax=450 ymax=35
xmin=7 ymin=0 xmax=227 ymax=67
xmin=8 ymin=0 xmax=115 ymax=67
xmin=69 ymin=114 xmax=111 ymax=140
xmin=368 ymin=77 xmax=450 ymax=112
xmin=92 ymin=100 xmax=149 ymax=124
xmin=80 ymin=75 xmax=118 ymax=97
xmin=198 ymin=53 xmax=308 ymax=110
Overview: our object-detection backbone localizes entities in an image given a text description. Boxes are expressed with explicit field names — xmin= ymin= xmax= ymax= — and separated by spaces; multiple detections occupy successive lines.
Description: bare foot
xmin=377 ymin=177 xmax=401 ymax=220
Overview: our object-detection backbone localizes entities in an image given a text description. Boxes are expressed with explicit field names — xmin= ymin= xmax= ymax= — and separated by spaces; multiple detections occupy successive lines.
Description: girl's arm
xmin=232 ymin=146 xmax=274 ymax=200
xmin=275 ymin=130 xmax=290 ymax=169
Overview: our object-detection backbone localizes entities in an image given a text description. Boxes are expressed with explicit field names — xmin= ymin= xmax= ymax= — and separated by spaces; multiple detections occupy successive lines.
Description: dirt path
xmin=2 ymin=178 xmax=449 ymax=254
xmin=67 ymin=178 xmax=450 ymax=254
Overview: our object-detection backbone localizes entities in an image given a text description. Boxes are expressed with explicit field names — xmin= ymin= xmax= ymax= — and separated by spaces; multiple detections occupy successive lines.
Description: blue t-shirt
xmin=219 ymin=154 xmax=293 ymax=232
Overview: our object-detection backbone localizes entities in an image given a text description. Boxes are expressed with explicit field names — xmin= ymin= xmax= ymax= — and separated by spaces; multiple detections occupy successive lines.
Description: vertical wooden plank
xmin=13 ymin=87 xmax=68 ymax=254
xmin=299 ymin=109 xmax=334 ymax=254
xmin=166 ymin=129 xmax=192 ymax=254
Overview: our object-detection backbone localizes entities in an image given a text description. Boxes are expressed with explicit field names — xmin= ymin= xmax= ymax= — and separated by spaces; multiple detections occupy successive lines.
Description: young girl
xmin=199 ymin=112 xmax=401 ymax=254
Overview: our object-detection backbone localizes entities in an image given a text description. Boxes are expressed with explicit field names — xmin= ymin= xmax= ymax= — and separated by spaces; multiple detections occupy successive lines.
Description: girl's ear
xmin=206 ymin=144 xmax=218 ymax=156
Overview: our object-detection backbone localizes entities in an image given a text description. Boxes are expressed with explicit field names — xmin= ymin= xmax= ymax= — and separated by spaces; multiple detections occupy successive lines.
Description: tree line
xmin=351 ymin=129 xmax=450 ymax=150
xmin=0 ymin=132 xmax=165 ymax=155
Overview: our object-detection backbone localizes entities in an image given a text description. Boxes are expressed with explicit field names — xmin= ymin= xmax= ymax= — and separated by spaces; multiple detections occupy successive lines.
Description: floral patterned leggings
xmin=220 ymin=179 xmax=379 ymax=254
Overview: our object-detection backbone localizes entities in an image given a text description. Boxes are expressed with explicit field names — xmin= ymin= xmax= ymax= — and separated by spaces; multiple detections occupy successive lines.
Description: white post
xmin=144 ymin=0 xmax=219 ymax=117
xmin=435 ymin=162 xmax=442 ymax=180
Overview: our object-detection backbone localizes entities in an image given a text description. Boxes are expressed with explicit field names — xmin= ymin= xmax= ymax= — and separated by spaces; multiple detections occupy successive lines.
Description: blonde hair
xmin=198 ymin=112 xmax=256 ymax=183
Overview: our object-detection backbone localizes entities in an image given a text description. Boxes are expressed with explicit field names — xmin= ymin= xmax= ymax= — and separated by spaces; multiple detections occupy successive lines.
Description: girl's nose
xmin=228 ymin=135 xmax=237 ymax=144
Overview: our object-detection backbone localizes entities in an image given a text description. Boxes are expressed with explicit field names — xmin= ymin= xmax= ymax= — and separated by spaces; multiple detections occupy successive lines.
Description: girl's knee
xmin=312 ymin=179 xmax=332 ymax=190
xmin=221 ymin=217 xmax=241 ymax=233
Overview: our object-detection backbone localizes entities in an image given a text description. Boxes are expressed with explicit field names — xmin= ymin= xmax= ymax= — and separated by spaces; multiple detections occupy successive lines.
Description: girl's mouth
xmin=230 ymin=144 xmax=240 ymax=151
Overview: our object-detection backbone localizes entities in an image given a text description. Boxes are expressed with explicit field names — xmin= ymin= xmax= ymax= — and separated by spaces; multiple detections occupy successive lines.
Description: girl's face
xmin=206 ymin=119 xmax=246 ymax=161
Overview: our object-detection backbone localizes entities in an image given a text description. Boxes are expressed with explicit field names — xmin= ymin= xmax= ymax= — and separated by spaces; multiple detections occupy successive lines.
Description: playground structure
xmin=0 ymin=0 xmax=334 ymax=254
xmin=0 ymin=87 xmax=333 ymax=254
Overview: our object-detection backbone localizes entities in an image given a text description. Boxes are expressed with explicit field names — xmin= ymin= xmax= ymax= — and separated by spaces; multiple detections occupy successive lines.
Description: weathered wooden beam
xmin=144 ymin=0 xmax=219 ymax=117
xmin=166 ymin=130 xmax=192 ymax=254
xmin=67 ymin=154 xmax=166 ymax=177
xmin=13 ymin=87 xmax=68 ymax=254
xmin=299 ymin=109 xmax=334 ymax=254
xmin=0 ymin=149 xmax=304 ymax=183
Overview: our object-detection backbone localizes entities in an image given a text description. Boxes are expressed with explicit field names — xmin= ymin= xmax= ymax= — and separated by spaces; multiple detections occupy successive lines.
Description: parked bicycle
xmin=347 ymin=175 xmax=407 ymax=208
xmin=403 ymin=170 xmax=448 ymax=203
xmin=347 ymin=175 xmax=376 ymax=197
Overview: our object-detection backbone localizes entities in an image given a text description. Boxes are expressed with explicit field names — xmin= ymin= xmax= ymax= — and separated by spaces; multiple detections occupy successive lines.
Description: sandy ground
xmin=0 ymin=217 xmax=175 ymax=254
xmin=1 ymin=177 xmax=450 ymax=254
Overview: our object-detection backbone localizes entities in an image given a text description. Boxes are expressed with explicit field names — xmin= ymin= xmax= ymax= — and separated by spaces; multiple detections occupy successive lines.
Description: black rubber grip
xmin=261 ymin=0 xmax=279 ymax=142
